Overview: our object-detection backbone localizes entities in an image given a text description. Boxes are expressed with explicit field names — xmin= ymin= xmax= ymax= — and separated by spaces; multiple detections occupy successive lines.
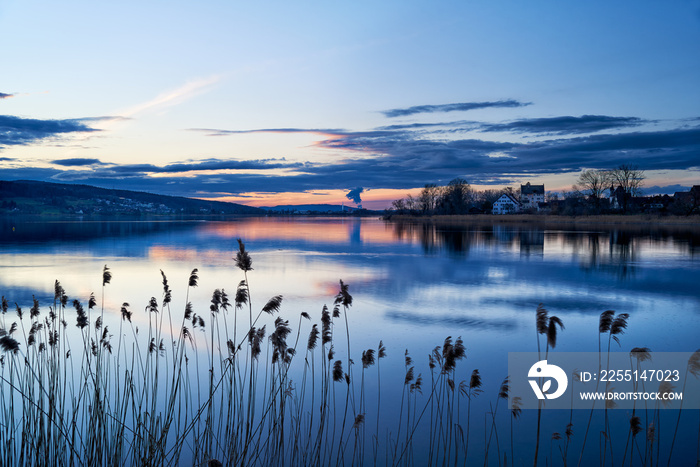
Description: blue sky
xmin=1 ymin=1 xmax=699 ymax=208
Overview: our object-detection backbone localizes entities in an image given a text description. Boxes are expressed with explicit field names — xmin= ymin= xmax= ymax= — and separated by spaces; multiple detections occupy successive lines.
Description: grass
xmin=0 ymin=240 xmax=698 ymax=466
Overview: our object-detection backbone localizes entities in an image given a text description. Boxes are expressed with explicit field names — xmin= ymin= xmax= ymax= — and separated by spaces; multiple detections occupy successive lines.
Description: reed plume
xmin=234 ymin=238 xmax=253 ymax=272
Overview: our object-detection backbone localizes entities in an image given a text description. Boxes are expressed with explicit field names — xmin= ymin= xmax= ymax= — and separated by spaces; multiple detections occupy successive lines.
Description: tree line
xmin=387 ymin=165 xmax=699 ymax=216
xmin=390 ymin=178 xmax=508 ymax=215
xmin=571 ymin=165 xmax=645 ymax=214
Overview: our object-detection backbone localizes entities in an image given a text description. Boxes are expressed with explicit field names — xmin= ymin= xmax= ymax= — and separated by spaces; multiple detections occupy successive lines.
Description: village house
xmin=492 ymin=193 xmax=520 ymax=214
xmin=609 ymin=186 xmax=626 ymax=210
xmin=673 ymin=185 xmax=700 ymax=203
xmin=672 ymin=185 xmax=700 ymax=214
xmin=520 ymin=182 xmax=545 ymax=211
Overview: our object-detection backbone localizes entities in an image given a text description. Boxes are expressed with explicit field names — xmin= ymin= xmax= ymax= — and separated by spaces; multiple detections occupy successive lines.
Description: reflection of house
xmin=520 ymin=183 xmax=545 ymax=211
xmin=519 ymin=229 xmax=545 ymax=256
xmin=493 ymin=193 xmax=520 ymax=214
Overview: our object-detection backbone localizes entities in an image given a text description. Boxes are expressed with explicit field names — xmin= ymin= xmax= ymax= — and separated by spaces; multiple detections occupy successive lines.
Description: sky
xmin=1 ymin=1 xmax=699 ymax=209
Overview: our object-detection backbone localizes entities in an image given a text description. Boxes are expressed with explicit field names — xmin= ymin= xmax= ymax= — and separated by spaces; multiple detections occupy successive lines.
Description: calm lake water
xmin=1 ymin=216 xmax=699 ymax=465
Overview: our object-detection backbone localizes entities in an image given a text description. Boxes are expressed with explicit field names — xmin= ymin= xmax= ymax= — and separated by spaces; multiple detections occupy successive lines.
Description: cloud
xmin=0 ymin=93 xmax=13 ymax=100
xmin=52 ymin=158 xmax=105 ymax=167
xmin=75 ymin=116 xmax=131 ymax=124
xmin=345 ymin=187 xmax=364 ymax=207
xmin=0 ymin=157 xmax=14 ymax=161
xmin=26 ymin=124 xmax=698 ymax=198
xmin=119 ymin=75 xmax=221 ymax=117
xmin=381 ymin=100 xmax=530 ymax=118
xmin=189 ymin=127 xmax=345 ymax=137
xmin=510 ymin=127 xmax=700 ymax=172
xmin=103 ymin=158 xmax=302 ymax=176
xmin=0 ymin=115 xmax=100 ymax=147
xmin=375 ymin=120 xmax=479 ymax=131
xmin=3 ymin=108 xmax=699 ymax=202
xmin=479 ymin=115 xmax=646 ymax=135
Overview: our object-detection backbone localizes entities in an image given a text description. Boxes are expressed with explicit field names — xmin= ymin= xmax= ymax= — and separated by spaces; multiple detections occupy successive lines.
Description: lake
xmin=1 ymin=216 xmax=699 ymax=465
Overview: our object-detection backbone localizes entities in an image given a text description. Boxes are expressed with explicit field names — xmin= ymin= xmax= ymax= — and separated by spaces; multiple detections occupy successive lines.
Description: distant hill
xmin=0 ymin=180 xmax=263 ymax=216
xmin=261 ymin=204 xmax=359 ymax=213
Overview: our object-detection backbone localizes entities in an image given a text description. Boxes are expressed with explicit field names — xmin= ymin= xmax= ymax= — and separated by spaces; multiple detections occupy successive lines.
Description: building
xmin=609 ymin=186 xmax=626 ymax=210
xmin=492 ymin=193 xmax=520 ymax=214
xmin=520 ymin=183 xmax=545 ymax=211
xmin=673 ymin=185 xmax=700 ymax=203
xmin=673 ymin=185 xmax=700 ymax=214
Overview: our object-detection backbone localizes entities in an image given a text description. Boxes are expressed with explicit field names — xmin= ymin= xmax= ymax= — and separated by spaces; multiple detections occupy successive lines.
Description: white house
xmin=492 ymin=193 xmax=520 ymax=214
xmin=520 ymin=182 xmax=545 ymax=211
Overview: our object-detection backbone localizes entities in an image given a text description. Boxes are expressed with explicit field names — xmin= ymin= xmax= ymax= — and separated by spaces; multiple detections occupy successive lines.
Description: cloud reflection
xmin=386 ymin=310 xmax=517 ymax=331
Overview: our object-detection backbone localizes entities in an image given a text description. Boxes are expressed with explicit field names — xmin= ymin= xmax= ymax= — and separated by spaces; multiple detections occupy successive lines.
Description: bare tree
xmin=577 ymin=169 xmax=612 ymax=200
xmin=404 ymin=194 xmax=418 ymax=213
xmin=391 ymin=198 xmax=407 ymax=214
xmin=418 ymin=183 xmax=441 ymax=214
xmin=611 ymin=165 xmax=645 ymax=196
xmin=575 ymin=169 xmax=612 ymax=213
xmin=610 ymin=165 xmax=645 ymax=212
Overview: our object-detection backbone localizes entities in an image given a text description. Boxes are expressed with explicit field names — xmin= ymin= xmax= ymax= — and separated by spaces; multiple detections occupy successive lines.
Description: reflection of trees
xmin=389 ymin=222 xmax=546 ymax=257
xmin=607 ymin=230 xmax=636 ymax=279
xmin=652 ymin=228 xmax=700 ymax=258
xmin=0 ymin=217 xmax=198 ymax=245
xmin=417 ymin=223 xmax=474 ymax=256
xmin=388 ymin=220 xmax=700 ymax=271
xmin=389 ymin=221 xmax=480 ymax=255
xmin=577 ymin=227 xmax=700 ymax=278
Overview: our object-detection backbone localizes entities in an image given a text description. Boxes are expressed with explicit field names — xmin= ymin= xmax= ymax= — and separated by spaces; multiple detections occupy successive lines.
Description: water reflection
xmin=388 ymin=220 xmax=700 ymax=278
xmin=387 ymin=310 xmax=517 ymax=331
xmin=3 ymin=218 xmax=700 ymax=317
xmin=0 ymin=216 xmax=201 ymax=245
xmin=1 ymin=216 xmax=700 ymax=464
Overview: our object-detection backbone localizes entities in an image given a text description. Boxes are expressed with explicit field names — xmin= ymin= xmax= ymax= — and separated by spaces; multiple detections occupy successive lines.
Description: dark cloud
xmin=0 ymin=93 xmax=13 ymax=100
xmin=375 ymin=120 xmax=479 ymax=131
xmin=345 ymin=187 xmax=364 ymax=207
xmin=0 ymin=157 xmax=14 ymax=161
xmin=479 ymin=115 xmax=646 ymax=135
xmin=52 ymin=158 xmax=105 ymax=167
xmin=510 ymin=127 xmax=700 ymax=171
xmin=0 ymin=115 xmax=100 ymax=147
xmin=105 ymin=158 xmax=302 ymax=176
xmin=381 ymin=100 xmax=530 ymax=118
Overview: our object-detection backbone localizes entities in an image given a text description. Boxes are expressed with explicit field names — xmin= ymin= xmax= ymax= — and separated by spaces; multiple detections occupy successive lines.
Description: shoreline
xmin=385 ymin=213 xmax=700 ymax=228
